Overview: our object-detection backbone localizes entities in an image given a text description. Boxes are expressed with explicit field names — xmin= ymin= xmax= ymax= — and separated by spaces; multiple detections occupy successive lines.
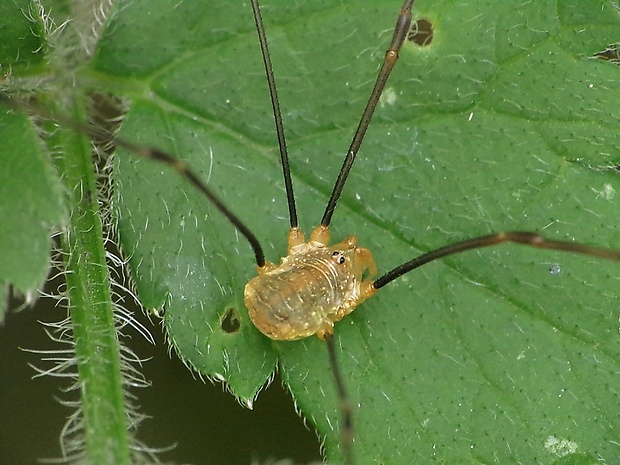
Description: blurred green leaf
xmin=0 ymin=107 xmax=65 ymax=312
xmin=0 ymin=0 xmax=46 ymax=75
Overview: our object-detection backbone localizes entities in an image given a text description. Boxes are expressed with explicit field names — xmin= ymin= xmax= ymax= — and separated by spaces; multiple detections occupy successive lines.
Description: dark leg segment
xmin=321 ymin=0 xmax=416 ymax=227
xmin=374 ymin=231 xmax=620 ymax=289
xmin=0 ymin=93 xmax=267 ymax=267
xmin=324 ymin=333 xmax=354 ymax=465
xmin=251 ymin=0 xmax=298 ymax=229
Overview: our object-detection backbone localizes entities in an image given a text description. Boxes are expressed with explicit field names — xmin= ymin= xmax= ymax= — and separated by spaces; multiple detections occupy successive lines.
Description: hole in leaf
xmin=593 ymin=45 xmax=620 ymax=64
xmin=408 ymin=18 xmax=434 ymax=46
xmin=221 ymin=307 xmax=241 ymax=333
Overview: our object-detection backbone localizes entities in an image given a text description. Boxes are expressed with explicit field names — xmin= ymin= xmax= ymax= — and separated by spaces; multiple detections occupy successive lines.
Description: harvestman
xmin=5 ymin=0 xmax=620 ymax=463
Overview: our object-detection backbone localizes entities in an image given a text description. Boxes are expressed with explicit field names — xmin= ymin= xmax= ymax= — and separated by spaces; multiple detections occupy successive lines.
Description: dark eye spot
xmin=332 ymin=251 xmax=346 ymax=265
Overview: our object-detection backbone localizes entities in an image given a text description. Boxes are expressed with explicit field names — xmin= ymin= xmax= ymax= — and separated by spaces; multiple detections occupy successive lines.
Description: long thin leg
xmin=0 ymin=93 xmax=267 ymax=267
xmin=324 ymin=333 xmax=354 ymax=465
xmin=130 ymin=143 xmax=267 ymax=267
xmin=251 ymin=0 xmax=298 ymax=229
xmin=373 ymin=231 xmax=620 ymax=289
xmin=321 ymin=0 xmax=415 ymax=227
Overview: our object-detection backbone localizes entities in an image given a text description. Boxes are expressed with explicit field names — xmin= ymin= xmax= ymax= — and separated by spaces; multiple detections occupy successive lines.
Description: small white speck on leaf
xmin=379 ymin=87 xmax=397 ymax=106
xmin=544 ymin=435 xmax=578 ymax=457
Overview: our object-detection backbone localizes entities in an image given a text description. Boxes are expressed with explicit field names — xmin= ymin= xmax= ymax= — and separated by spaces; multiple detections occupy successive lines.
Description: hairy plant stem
xmin=51 ymin=97 xmax=132 ymax=465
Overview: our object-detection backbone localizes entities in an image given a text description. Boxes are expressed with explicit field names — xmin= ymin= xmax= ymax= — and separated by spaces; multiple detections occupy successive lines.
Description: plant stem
xmin=51 ymin=98 xmax=132 ymax=464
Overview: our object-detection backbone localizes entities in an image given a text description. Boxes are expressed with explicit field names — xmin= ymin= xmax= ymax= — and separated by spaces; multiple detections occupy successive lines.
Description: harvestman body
xmin=5 ymin=0 xmax=620 ymax=463
xmin=245 ymin=226 xmax=377 ymax=340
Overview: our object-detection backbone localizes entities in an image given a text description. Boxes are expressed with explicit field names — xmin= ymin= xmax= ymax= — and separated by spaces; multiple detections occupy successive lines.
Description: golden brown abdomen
xmin=244 ymin=253 xmax=357 ymax=340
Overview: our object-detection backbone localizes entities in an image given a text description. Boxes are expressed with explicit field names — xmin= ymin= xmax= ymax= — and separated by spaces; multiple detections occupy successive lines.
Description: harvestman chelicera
xmin=5 ymin=0 xmax=620 ymax=463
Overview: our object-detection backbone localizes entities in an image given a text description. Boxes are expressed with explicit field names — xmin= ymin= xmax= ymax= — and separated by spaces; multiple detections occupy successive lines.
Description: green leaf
xmin=0 ymin=106 xmax=66 ymax=312
xmin=0 ymin=0 xmax=47 ymax=75
xmin=16 ymin=0 xmax=620 ymax=463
